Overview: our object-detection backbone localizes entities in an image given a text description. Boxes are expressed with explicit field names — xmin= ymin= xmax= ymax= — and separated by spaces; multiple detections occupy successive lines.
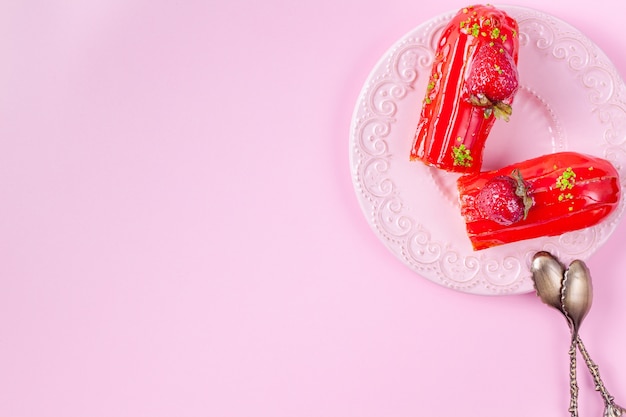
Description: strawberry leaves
xmin=512 ymin=168 xmax=533 ymax=220
xmin=469 ymin=93 xmax=513 ymax=121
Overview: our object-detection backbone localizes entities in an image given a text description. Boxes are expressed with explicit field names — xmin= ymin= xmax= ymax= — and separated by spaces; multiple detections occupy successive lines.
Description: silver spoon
xmin=562 ymin=260 xmax=593 ymax=417
xmin=531 ymin=252 xmax=580 ymax=416
xmin=563 ymin=261 xmax=626 ymax=417
xmin=531 ymin=252 xmax=625 ymax=416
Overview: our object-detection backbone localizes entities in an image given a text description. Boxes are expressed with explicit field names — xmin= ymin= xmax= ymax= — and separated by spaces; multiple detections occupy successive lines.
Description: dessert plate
xmin=349 ymin=5 xmax=626 ymax=295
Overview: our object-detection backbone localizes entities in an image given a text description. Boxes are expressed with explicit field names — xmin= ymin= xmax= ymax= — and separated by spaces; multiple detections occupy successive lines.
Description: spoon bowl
xmin=561 ymin=260 xmax=593 ymax=339
xmin=531 ymin=251 xmax=566 ymax=313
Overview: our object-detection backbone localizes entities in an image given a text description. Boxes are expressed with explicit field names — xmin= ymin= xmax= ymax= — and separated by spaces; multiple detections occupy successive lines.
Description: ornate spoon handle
xmin=530 ymin=253 xmax=624 ymax=416
xmin=576 ymin=335 xmax=625 ymax=416
xmin=568 ymin=339 xmax=580 ymax=417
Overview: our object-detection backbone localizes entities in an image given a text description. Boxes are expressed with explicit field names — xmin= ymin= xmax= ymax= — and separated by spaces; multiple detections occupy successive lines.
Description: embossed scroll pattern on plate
xmin=350 ymin=6 xmax=626 ymax=295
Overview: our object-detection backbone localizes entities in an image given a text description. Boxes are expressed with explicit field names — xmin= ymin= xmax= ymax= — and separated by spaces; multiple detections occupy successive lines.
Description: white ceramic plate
xmin=349 ymin=5 xmax=626 ymax=295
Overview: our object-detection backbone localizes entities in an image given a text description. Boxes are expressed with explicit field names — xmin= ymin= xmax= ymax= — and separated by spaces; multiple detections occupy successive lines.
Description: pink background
xmin=1 ymin=1 xmax=625 ymax=416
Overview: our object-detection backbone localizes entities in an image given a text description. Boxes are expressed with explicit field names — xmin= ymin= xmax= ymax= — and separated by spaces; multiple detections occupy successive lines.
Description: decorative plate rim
xmin=349 ymin=5 xmax=626 ymax=295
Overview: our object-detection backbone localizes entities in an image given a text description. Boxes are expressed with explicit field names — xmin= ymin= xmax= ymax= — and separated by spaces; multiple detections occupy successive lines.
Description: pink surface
xmin=1 ymin=1 xmax=625 ymax=416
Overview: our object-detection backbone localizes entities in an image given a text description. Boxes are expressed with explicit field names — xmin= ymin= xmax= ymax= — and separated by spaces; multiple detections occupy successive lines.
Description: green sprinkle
xmin=490 ymin=27 xmax=501 ymax=39
xmin=471 ymin=23 xmax=480 ymax=37
xmin=556 ymin=167 xmax=576 ymax=191
xmin=452 ymin=143 xmax=473 ymax=167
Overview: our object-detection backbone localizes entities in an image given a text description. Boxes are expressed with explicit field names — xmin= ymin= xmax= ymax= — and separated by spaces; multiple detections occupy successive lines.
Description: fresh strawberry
xmin=467 ymin=42 xmax=519 ymax=120
xmin=475 ymin=169 xmax=532 ymax=226
xmin=468 ymin=42 xmax=519 ymax=101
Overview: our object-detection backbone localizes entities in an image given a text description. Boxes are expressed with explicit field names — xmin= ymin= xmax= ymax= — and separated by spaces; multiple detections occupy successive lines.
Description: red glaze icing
xmin=411 ymin=5 xmax=519 ymax=173
xmin=457 ymin=152 xmax=621 ymax=250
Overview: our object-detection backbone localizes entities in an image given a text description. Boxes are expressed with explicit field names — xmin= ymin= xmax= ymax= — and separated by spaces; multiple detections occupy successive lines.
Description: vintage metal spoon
xmin=531 ymin=252 xmax=581 ymax=416
xmin=531 ymin=251 xmax=625 ymax=416
xmin=562 ymin=260 xmax=593 ymax=417
xmin=564 ymin=262 xmax=626 ymax=417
